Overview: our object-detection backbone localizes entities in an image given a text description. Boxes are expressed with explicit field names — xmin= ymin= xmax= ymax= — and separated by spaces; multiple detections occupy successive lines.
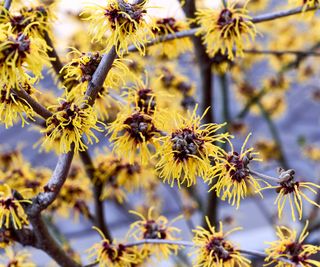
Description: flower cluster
xmin=94 ymin=152 xmax=157 ymax=203
xmin=208 ymin=134 xmax=263 ymax=208
xmin=0 ymin=184 xmax=30 ymax=229
xmin=84 ymin=0 xmax=153 ymax=55
xmin=0 ymin=3 xmax=55 ymax=38
xmin=128 ymin=208 xmax=182 ymax=259
xmin=149 ymin=17 xmax=192 ymax=58
xmin=261 ymin=168 xmax=320 ymax=221
xmin=265 ymin=221 xmax=320 ymax=267
xmin=156 ymin=108 xmax=229 ymax=187
xmin=0 ymin=81 xmax=36 ymax=128
xmin=0 ymin=248 xmax=35 ymax=267
xmin=196 ymin=1 xmax=256 ymax=60
xmin=192 ymin=217 xmax=251 ymax=267
xmin=41 ymin=98 xmax=102 ymax=153
xmin=0 ymin=28 xmax=51 ymax=90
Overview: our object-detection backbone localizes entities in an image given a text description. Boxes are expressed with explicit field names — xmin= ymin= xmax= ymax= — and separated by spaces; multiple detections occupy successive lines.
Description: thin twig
xmin=127 ymin=6 xmax=318 ymax=54
xmin=29 ymin=214 xmax=81 ymax=267
xmin=44 ymin=31 xmax=64 ymax=83
xmin=251 ymin=5 xmax=318 ymax=24
xmin=236 ymin=89 xmax=267 ymax=120
xmin=250 ymin=169 xmax=279 ymax=182
xmin=256 ymin=101 xmax=289 ymax=169
xmin=79 ymin=150 xmax=113 ymax=242
xmin=219 ymin=73 xmax=231 ymax=125
xmin=28 ymin=150 xmax=74 ymax=216
xmin=125 ymin=239 xmax=194 ymax=248
xmin=85 ymin=238 xmax=293 ymax=266
xmin=12 ymin=88 xmax=53 ymax=119
xmin=3 ymin=0 xmax=12 ymax=10
xmin=243 ymin=49 xmax=320 ymax=57
xmin=84 ymin=46 xmax=117 ymax=106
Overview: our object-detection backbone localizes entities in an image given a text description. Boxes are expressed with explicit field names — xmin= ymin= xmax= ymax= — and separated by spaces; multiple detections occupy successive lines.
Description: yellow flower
xmin=260 ymin=168 xmax=320 ymax=221
xmin=208 ymin=134 xmax=264 ymax=208
xmin=0 ymin=247 xmax=36 ymax=267
xmin=0 ymin=184 xmax=31 ymax=229
xmin=303 ymin=145 xmax=320 ymax=161
xmin=263 ymin=75 xmax=290 ymax=93
xmin=254 ymin=139 xmax=281 ymax=162
xmin=41 ymin=97 xmax=102 ymax=154
xmin=289 ymin=0 xmax=319 ymax=10
xmin=88 ymin=227 xmax=141 ymax=267
xmin=0 ymin=82 xmax=35 ymax=128
xmin=149 ymin=17 xmax=193 ymax=58
xmin=0 ymin=3 xmax=55 ymax=38
xmin=0 ymin=29 xmax=51 ymax=90
xmin=0 ymin=229 xmax=13 ymax=248
xmin=195 ymin=1 xmax=256 ymax=60
xmin=247 ymin=0 xmax=269 ymax=12
xmin=83 ymin=0 xmax=153 ymax=56
xmin=128 ymin=208 xmax=182 ymax=259
xmin=62 ymin=50 xmax=128 ymax=98
xmin=192 ymin=217 xmax=251 ymax=267
xmin=124 ymin=75 xmax=174 ymax=116
xmin=156 ymin=107 xmax=229 ymax=187
xmin=265 ymin=221 xmax=320 ymax=267
xmin=94 ymin=152 xmax=157 ymax=202
xmin=152 ymin=65 xmax=197 ymax=112
xmin=107 ymin=107 xmax=162 ymax=165
xmin=0 ymin=153 xmax=49 ymax=199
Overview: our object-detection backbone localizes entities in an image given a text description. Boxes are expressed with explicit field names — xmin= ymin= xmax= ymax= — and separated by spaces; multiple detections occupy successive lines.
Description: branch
xmin=3 ymin=0 xmax=12 ymax=10
xmin=235 ymin=42 xmax=320 ymax=120
xmin=29 ymin=214 xmax=81 ymax=267
xmin=12 ymin=88 xmax=53 ymax=119
xmin=44 ymin=31 xmax=64 ymax=83
xmin=125 ymin=239 xmax=194 ymax=247
xmin=251 ymin=5 xmax=318 ymax=24
xmin=250 ymin=169 xmax=280 ymax=182
xmin=28 ymin=151 xmax=74 ymax=216
xmin=10 ymin=228 xmax=36 ymax=247
xmin=79 ymin=150 xmax=113 ymax=242
xmin=256 ymin=101 xmax=289 ymax=169
xmin=121 ymin=239 xmax=293 ymax=265
xmin=243 ymin=49 xmax=320 ymax=57
xmin=84 ymin=46 xmax=117 ymax=106
xmin=127 ymin=6 xmax=318 ymax=54
xmin=236 ymin=89 xmax=267 ymax=120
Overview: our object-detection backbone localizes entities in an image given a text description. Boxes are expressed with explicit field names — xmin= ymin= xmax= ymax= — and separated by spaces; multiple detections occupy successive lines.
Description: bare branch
xmin=127 ymin=6 xmax=318 ymax=54
xmin=243 ymin=49 xmax=320 ymax=57
xmin=9 ymin=228 xmax=36 ymax=247
xmin=29 ymin=214 xmax=81 ymax=267
xmin=84 ymin=46 xmax=117 ymax=106
xmin=79 ymin=150 xmax=113 ymax=242
xmin=250 ymin=169 xmax=280 ymax=182
xmin=12 ymin=88 xmax=53 ymax=119
xmin=252 ymin=5 xmax=318 ymax=24
xmin=256 ymin=102 xmax=289 ymax=169
xmin=3 ymin=0 xmax=12 ymax=10
xmin=28 ymin=151 xmax=74 ymax=216
xmin=44 ymin=31 xmax=64 ymax=83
